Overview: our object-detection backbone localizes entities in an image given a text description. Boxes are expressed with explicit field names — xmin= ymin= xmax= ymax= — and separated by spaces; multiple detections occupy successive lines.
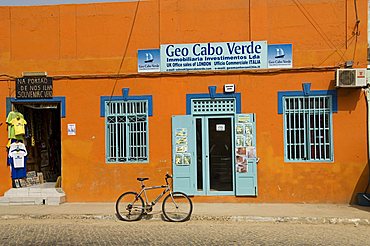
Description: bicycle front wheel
xmin=162 ymin=192 xmax=193 ymax=222
xmin=115 ymin=192 xmax=144 ymax=221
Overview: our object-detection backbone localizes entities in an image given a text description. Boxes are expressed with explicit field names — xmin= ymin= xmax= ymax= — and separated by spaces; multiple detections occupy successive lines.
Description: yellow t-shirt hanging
xmin=6 ymin=111 xmax=24 ymax=139
xmin=10 ymin=118 xmax=27 ymax=136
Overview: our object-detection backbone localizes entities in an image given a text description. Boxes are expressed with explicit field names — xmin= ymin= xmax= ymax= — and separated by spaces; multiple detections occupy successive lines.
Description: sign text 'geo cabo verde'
xmin=160 ymin=41 xmax=268 ymax=72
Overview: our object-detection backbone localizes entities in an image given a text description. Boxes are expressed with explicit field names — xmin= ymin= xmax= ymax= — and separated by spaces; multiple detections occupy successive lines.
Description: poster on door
xmin=235 ymin=114 xmax=256 ymax=173
xmin=175 ymin=128 xmax=191 ymax=165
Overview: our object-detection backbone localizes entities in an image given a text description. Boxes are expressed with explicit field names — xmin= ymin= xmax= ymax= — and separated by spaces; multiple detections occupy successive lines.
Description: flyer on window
xmin=236 ymin=124 xmax=244 ymax=134
xmin=235 ymin=114 xmax=257 ymax=172
xmin=246 ymin=146 xmax=256 ymax=158
xmin=174 ymin=128 xmax=190 ymax=165
xmin=176 ymin=145 xmax=188 ymax=153
xmin=245 ymin=123 xmax=252 ymax=135
xmin=176 ymin=136 xmax=187 ymax=145
xmin=238 ymin=115 xmax=251 ymax=123
xmin=183 ymin=154 xmax=191 ymax=165
xmin=236 ymin=154 xmax=248 ymax=173
xmin=236 ymin=136 xmax=244 ymax=147
xmin=176 ymin=128 xmax=187 ymax=136
xmin=175 ymin=154 xmax=183 ymax=165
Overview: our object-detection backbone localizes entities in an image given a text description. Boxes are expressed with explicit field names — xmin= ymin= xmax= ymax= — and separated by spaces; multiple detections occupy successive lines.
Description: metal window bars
xmin=106 ymin=100 xmax=148 ymax=163
xmin=284 ymin=96 xmax=333 ymax=161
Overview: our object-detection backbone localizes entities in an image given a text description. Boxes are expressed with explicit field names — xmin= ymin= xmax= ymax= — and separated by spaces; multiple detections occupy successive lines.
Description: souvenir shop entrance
xmin=13 ymin=103 xmax=61 ymax=184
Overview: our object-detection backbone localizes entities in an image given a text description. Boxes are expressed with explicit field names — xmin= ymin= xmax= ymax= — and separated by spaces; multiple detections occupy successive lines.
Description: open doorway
xmin=195 ymin=116 xmax=234 ymax=195
xmin=13 ymin=103 xmax=61 ymax=183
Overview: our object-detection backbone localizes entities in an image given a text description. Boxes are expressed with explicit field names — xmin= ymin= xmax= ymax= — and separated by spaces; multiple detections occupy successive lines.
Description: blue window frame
xmin=100 ymin=89 xmax=152 ymax=163
xmin=278 ymin=84 xmax=336 ymax=162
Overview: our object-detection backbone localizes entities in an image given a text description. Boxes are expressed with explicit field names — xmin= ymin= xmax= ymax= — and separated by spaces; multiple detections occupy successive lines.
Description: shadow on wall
xmin=350 ymin=162 xmax=370 ymax=206
xmin=327 ymin=80 xmax=369 ymax=205
xmin=328 ymin=79 xmax=364 ymax=112
xmin=349 ymin=85 xmax=370 ymax=204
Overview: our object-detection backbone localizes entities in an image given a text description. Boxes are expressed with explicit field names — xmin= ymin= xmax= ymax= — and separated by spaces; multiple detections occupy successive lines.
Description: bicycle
xmin=115 ymin=173 xmax=193 ymax=222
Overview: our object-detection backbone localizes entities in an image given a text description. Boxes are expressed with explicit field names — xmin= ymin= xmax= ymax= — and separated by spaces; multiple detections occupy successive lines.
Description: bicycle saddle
xmin=137 ymin=177 xmax=149 ymax=181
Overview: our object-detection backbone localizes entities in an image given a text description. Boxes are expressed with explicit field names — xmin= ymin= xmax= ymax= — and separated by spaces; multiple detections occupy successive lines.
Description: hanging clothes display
xmin=8 ymin=141 xmax=28 ymax=179
xmin=6 ymin=111 xmax=27 ymax=141
xmin=10 ymin=117 xmax=27 ymax=136
xmin=6 ymin=111 xmax=28 ymax=183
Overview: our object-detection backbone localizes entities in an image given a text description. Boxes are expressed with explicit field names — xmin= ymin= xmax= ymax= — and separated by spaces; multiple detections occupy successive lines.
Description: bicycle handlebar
xmin=165 ymin=173 xmax=172 ymax=179
xmin=165 ymin=173 xmax=172 ymax=185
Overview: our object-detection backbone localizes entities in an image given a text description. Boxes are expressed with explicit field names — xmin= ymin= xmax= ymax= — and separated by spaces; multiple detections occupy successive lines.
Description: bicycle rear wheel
xmin=162 ymin=192 xmax=193 ymax=222
xmin=115 ymin=192 xmax=144 ymax=221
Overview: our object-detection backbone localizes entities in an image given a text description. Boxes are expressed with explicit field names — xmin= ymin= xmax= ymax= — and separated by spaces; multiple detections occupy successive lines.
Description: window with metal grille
xmin=105 ymin=100 xmax=148 ymax=163
xmin=283 ymin=96 xmax=333 ymax=162
xmin=191 ymin=99 xmax=235 ymax=115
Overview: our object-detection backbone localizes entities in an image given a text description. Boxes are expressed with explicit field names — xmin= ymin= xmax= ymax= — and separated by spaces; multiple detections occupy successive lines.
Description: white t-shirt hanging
xmin=8 ymin=142 xmax=28 ymax=168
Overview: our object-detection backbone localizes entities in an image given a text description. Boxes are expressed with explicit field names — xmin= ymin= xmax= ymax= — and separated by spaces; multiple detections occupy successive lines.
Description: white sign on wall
xmin=216 ymin=124 xmax=226 ymax=131
xmin=160 ymin=41 xmax=268 ymax=72
xmin=68 ymin=124 xmax=76 ymax=136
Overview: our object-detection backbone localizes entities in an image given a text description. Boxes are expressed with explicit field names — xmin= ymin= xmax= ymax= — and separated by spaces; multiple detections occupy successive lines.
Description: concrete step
xmin=0 ymin=182 xmax=65 ymax=205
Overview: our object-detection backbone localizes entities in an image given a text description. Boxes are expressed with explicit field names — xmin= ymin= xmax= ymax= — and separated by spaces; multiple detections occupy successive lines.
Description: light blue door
xmin=235 ymin=114 xmax=258 ymax=196
xmin=171 ymin=115 xmax=196 ymax=195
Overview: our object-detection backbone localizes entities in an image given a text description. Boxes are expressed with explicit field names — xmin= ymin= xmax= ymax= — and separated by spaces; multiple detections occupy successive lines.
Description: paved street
xmin=0 ymin=218 xmax=369 ymax=245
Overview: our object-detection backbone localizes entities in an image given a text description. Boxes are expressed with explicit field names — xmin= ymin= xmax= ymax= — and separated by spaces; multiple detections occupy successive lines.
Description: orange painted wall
xmin=0 ymin=0 xmax=368 ymax=203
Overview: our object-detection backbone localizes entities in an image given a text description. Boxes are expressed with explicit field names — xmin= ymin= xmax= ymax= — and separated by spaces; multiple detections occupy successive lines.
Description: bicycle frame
xmin=136 ymin=183 xmax=172 ymax=210
xmin=115 ymin=174 xmax=192 ymax=222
